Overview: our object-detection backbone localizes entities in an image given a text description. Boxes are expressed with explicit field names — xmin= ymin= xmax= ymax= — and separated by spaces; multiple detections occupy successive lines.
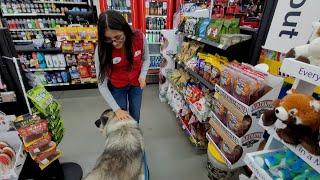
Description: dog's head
xmin=95 ymin=109 xmax=115 ymax=133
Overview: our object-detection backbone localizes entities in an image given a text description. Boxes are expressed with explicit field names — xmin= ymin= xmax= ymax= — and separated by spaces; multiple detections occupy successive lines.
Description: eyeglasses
xmin=104 ymin=34 xmax=125 ymax=44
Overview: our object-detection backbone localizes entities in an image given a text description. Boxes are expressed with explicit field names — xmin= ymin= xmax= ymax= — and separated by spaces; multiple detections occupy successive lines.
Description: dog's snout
xmin=95 ymin=119 xmax=101 ymax=128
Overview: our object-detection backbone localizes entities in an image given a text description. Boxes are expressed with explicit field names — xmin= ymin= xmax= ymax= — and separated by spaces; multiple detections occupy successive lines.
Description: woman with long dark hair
xmin=95 ymin=11 xmax=150 ymax=122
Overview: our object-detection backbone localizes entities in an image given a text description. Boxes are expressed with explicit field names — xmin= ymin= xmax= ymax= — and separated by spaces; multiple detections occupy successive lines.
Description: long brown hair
xmin=97 ymin=11 xmax=133 ymax=83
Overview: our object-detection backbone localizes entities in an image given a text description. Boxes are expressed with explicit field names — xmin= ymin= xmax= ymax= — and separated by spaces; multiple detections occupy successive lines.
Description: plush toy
xmin=286 ymin=22 xmax=320 ymax=66
xmin=262 ymin=89 xmax=320 ymax=155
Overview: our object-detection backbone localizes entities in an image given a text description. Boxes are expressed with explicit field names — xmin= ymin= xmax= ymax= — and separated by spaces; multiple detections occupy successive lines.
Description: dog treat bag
xmin=206 ymin=19 xmax=224 ymax=42
xmin=197 ymin=18 xmax=211 ymax=38
xmin=27 ymin=85 xmax=58 ymax=116
xmin=228 ymin=18 xmax=240 ymax=34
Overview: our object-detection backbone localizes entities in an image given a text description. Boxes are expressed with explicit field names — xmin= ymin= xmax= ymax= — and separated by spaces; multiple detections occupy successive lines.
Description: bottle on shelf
xmin=145 ymin=0 xmax=149 ymax=15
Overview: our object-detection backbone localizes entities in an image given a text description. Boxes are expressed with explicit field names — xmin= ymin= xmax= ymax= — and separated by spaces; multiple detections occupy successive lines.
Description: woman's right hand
xmin=115 ymin=109 xmax=130 ymax=120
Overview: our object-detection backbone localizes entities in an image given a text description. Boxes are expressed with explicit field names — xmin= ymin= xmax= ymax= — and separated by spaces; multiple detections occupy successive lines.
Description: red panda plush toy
xmin=262 ymin=89 xmax=320 ymax=155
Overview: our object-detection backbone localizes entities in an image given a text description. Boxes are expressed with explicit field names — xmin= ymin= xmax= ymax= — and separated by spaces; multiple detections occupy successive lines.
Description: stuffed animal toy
xmin=286 ymin=22 xmax=320 ymax=66
xmin=262 ymin=89 xmax=320 ymax=155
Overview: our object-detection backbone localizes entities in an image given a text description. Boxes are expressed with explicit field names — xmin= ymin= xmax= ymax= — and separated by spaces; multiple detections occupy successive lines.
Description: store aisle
xmin=53 ymin=85 xmax=208 ymax=180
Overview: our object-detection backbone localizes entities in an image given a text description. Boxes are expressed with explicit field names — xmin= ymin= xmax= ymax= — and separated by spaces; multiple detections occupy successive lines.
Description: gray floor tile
xmin=54 ymin=85 xmax=208 ymax=180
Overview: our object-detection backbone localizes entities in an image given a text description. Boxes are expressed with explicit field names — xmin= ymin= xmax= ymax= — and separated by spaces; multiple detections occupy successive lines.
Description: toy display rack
xmin=244 ymin=58 xmax=320 ymax=179
xmin=206 ymin=73 xmax=283 ymax=170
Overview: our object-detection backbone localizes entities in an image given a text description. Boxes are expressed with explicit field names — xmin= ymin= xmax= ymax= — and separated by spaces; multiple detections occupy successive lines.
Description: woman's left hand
xmin=139 ymin=77 xmax=146 ymax=89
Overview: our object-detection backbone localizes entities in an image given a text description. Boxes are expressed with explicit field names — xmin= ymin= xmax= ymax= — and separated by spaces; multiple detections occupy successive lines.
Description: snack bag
xmin=232 ymin=72 xmax=256 ymax=105
xmin=61 ymin=41 xmax=74 ymax=53
xmin=27 ymin=85 xmax=61 ymax=116
xmin=66 ymin=27 xmax=77 ymax=41
xmin=77 ymin=27 xmax=87 ymax=41
xmin=88 ymin=26 xmax=98 ymax=41
xmin=82 ymin=42 xmax=95 ymax=53
xmin=197 ymin=18 xmax=211 ymax=38
xmin=212 ymin=99 xmax=227 ymax=125
xmin=206 ymin=19 xmax=224 ymax=42
xmin=55 ymin=27 xmax=67 ymax=41
xmin=220 ymin=19 xmax=231 ymax=37
xmin=228 ymin=18 xmax=240 ymax=34
xmin=220 ymin=66 xmax=234 ymax=93
xmin=65 ymin=54 xmax=77 ymax=66
xmin=73 ymin=42 xmax=83 ymax=54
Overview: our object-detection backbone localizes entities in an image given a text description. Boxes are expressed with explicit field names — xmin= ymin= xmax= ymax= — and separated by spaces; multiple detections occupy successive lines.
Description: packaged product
xmin=206 ymin=19 xmax=224 ymax=42
xmin=232 ymin=72 xmax=256 ymax=105
xmin=212 ymin=100 xmax=227 ymax=125
xmin=228 ymin=18 xmax=240 ymax=34
xmin=210 ymin=119 xmax=243 ymax=164
xmin=27 ymin=85 xmax=61 ymax=116
xmin=55 ymin=27 xmax=67 ymax=41
xmin=73 ymin=42 xmax=83 ymax=54
xmin=88 ymin=26 xmax=98 ymax=41
xmin=197 ymin=18 xmax=211 ymax=38
xmin=66 ymin=27 xmax=77 ymax=41
xmin=220 ymin=65 xmax=234 ymax=93
xmin=82 ymin=42 xmax=95 ymax=53
xmin=65 ymin=54 xmax=77 ymax=66
xmin=61 ymin=41 xmax=73 ymax=53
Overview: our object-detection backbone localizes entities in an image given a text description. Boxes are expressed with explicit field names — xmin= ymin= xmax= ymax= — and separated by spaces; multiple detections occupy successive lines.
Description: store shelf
xmin=244 ymin=149 xmax=277 ymax=180
xmin=149 ymin=67 xmax=160 ymax=70
xmin=15 ymin=45 xmax=61 ymax=53
xmin=176 ymin=62 xmax=215 ymax=91
xmin=146 ymin=30 xmax=163 ymax=32
xmin=10 ymin=28 xmax=56 ymax=31
xmin=259 ymin=118 xmax=320 ymax=173
xmin=13 ymin=40 xmax=33 ymax=43
xmin=29 ymin=67 xmax=66 ymax=72
xmin=2 ymin=13 xmax=65 ymax=17
xmin=180 ymin=32 xmax=251 ymax=50
xmin=240 ymin=26 xmax=258 ymax=32
xmin=44 ymin=83 xmax=70 ymax=87
xmin=146 ymin=15 xmax=167 ymax=18
xmin=149 ymin=53 xmax=161 ymax=56
xmin=147 ymin=42 xmax=162 ymax=45
xmin=65 ymin=10 xmax=93 ymax=17
xmin=112 ymin=9 xmax=131 ymax=13
xmin=33 ymin=1 xmax=87 ymax=5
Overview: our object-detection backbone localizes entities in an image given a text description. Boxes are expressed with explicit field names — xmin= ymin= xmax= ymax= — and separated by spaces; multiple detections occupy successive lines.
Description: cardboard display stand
xmin=207 ymin=74 xmax=283 ymax=169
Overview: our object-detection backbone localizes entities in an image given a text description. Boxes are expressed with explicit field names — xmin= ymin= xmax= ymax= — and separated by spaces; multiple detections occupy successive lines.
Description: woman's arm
xmin=94 ymin=48 xmax=120 ymax=111
xmin=139 ymin=36 xmax=151 ymax=79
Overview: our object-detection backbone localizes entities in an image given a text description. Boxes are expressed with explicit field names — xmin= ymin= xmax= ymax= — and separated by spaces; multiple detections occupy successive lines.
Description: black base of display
xmin=19 ymin=154 xmax=83 ymax=180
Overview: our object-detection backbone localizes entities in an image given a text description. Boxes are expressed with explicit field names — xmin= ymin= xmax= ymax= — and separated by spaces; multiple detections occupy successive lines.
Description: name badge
xmin=134 ymin=50 xmax=142 ymax=57
xmin=112 ymin=57 xmax=122 ymax=64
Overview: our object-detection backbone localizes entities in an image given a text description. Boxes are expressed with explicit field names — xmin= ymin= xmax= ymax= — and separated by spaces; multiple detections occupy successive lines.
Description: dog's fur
xmin=85 ymin=109 xmax=145 ymax=180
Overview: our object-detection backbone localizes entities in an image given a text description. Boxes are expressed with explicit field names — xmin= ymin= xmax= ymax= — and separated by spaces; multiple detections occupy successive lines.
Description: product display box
xmin=207 ymin=74 xmax=283 ymax=169
xmin=0 ymin=131 xmax=26 ymax=179
xmin=244 ymin=149 xmax=279 ymax=180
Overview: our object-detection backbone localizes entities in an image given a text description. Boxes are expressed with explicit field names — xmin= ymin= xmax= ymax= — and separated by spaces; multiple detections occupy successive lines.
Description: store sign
xmin=264 ymin=0 xmax=320 ymax=53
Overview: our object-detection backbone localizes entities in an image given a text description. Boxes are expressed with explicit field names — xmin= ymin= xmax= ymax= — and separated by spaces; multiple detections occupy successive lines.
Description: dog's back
xmin=86 ymin=115 xmax=144 ymax=180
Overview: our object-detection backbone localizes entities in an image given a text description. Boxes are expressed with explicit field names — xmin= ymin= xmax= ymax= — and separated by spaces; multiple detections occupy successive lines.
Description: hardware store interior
xmin=1 ymin=0 xmax=320 ymax=180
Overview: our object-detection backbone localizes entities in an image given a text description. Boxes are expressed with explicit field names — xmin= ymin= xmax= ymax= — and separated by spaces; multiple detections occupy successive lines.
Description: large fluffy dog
xmin=85 ymin=109 xmax=145 ymax=180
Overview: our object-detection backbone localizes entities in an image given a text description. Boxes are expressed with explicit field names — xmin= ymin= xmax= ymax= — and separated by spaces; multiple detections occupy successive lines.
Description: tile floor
xmin=52 ymin=85 xmax=208 ymax=180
